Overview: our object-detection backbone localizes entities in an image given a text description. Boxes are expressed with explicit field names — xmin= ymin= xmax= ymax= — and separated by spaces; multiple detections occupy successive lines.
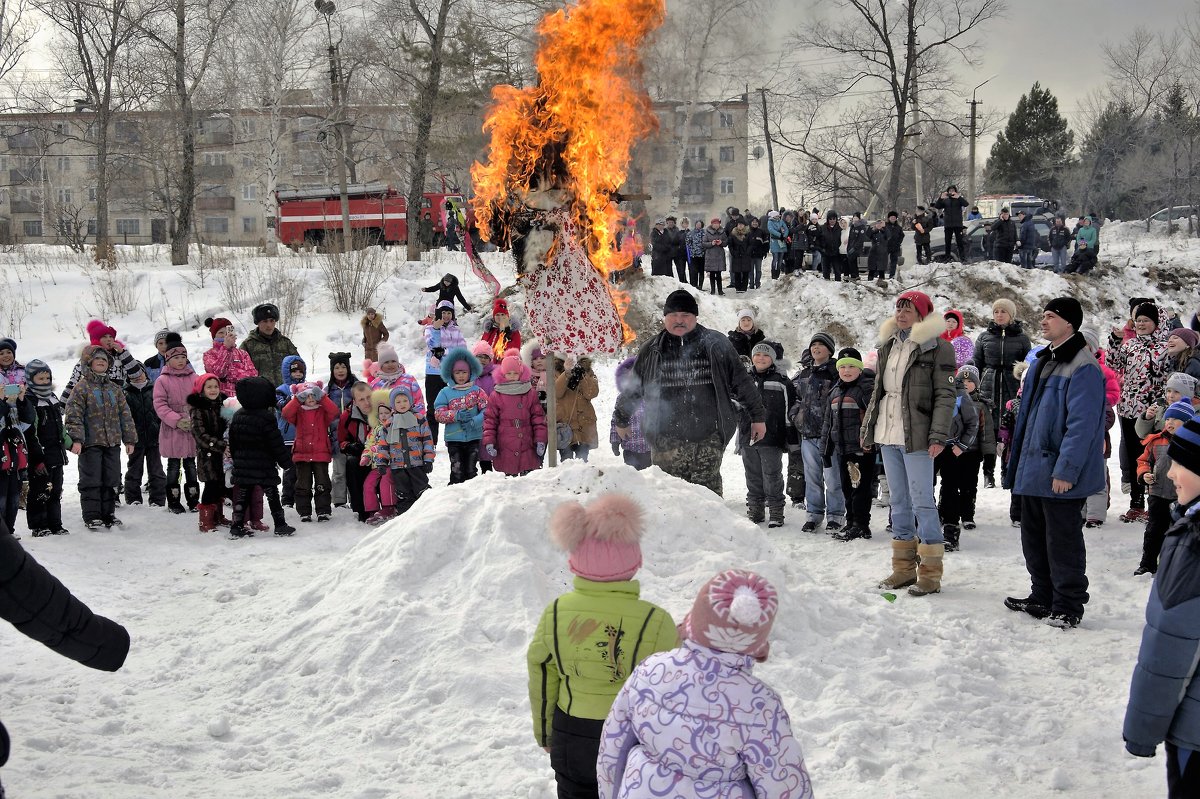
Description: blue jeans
xmin=770 ymin=251 xmax=785 ymax=278
xmin=811 ymin=250 xmax=822 ymax=272
xmin=801 ymin=438 xmax=845 ymax=524
xmin=878 ymin=445 xmax=943 ymax=544
xmin=1020 ymin=247 xmax=1038 ymax=269
xmin=751 ymin=257 xmax=763 ymax=288
xmin=1051 ymin=247 xmax=1067 ymax=272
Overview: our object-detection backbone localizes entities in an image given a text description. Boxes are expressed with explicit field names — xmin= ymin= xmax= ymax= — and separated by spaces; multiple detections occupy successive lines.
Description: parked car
xmin=928 ymin=217 xmax=1051 ymax=264
xmin=1148 ymin=205 xmax=1196 ymax=223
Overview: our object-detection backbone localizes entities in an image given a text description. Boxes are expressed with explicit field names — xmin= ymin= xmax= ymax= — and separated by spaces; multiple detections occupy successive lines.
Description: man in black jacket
xmin=665 ymin=217 xmax=688 ymax=283
xmin=649 ymin=218 xmax=675 ymax=277
xmin=933 ymin=185 xmax=970 ymax=261
xmin=992 ymin=208 xmax=1018 ymax=265
xmin=613 ymin=289 xmax=765 ymax=496
xmin=0 ymin=520 xmax=130 ymax=796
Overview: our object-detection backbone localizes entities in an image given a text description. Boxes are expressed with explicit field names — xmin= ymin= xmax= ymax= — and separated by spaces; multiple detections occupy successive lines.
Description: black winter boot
xmin=167 ymin=485 xmax=185 ymax=514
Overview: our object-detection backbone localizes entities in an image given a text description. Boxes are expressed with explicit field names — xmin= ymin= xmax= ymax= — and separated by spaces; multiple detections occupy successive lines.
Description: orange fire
xmin=471 ymin=0 xmax=665 ymax=344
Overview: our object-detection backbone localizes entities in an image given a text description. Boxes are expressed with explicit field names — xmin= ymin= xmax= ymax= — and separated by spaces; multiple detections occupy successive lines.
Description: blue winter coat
xmin=432 ymin=346 xmax=487 ymax=442
xmin=275 ymin=354 xmax=307 ymax=445
xmin=767 ymin=217 xmax=789 ymax=254
xmin=1124 ymin=501 xmax=1200 ymax=757
xmin=1019 ymin=217 xmax=1038 ymax=250
xmin=1003 ymin=333 xmax=1105 ymax=499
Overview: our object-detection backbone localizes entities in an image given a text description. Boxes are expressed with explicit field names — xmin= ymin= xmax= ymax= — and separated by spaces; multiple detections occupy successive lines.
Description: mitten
xmin=611 ymin=442 xmax=621 ymax=457
xmin=485 ymin=444 xmax=497 ymax=458
xmin=423 ymin=463 xmax=433 ymax=474
xmin=177 ymin=418 xmax=192 ymax=431
xmin=536 ymin=442 xmax=546 ymax=457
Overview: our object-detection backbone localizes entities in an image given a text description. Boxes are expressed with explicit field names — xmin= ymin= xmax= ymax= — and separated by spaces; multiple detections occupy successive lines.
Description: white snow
xmin=0 ymin=233 xmax=1194 ymax=797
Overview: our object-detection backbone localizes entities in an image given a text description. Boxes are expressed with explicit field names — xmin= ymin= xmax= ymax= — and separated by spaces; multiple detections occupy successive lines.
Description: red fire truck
xmin=275 ymin=183 xmax=467 ymax=248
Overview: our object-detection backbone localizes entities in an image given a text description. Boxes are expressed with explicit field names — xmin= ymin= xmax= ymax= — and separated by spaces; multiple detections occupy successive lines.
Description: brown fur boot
xmin=908 ymin=543 xmax=945 ymax=596
xmin=879 ymin=539 xmax=919 ymax=589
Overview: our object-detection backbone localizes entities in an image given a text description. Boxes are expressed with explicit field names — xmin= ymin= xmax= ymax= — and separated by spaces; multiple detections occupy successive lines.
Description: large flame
xmin=471 ymin=0 xmax=665 ymax=345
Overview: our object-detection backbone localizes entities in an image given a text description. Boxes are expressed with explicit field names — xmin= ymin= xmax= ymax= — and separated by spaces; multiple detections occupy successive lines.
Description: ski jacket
xmin=941 ymin=310 xmax=973 ymax=368
xmin=611 ymin=358 xmax=649 ymax=455
xmin=965 ymin=390 xmax=997 ymax=455
xmin=274 ymin=355 xmax=308 ymax=445
xmin=124 ymin=381 xmax=160 ymax=450
xmin=943 ymin=388 xmax=979 ymax=451
xmin=384 ymin=417 xmax=434 ymax=469
xmin=597 ymin=640 xmax=814 ymax=799
xmin=1109 ymin=328 xmax=1170 ymax=418
xmin=1124 ymin=501 xmax=1200 ymax=757
xmin=1003 ymin=332 xmax=1106 ymax=499
xmin=738 ymin=364 xmax=795 ymax=450
xmin=202 ymin=344 xmax=258 ymax=398
xmin=62 ymin=346 xmax=144 ymax=402
xmin=822 ymin=371 xmax=876 ymax=457
xmin=1076 ymin=224 xmax=1098 ymax=251
xmin=424 ymin=304 xmax=468 ymax=373
xmin=368 ymin=366 xmax=426 ymax=416
xmin=1048 ymin=225 xmax=1072 ymax=249
xmin=421 ymin=274 xmax=472 ymax=311
xmin=281 ymin=395 xmax=340 ymax=462
xmin=526 ymin=577 xmax=677 ymax=745
xmin=768 ymin=217 xmax=789 ymax=254
xmin=153 ymin=362 xmax=199 ymax=458
xmin=65 ymin=370 xmax=137 ymax=449
xmin=791 ymin=359 xmax=838 ymax=440
xmin=972 ymin=321 xmax=1032 ymax=427
xmin=1136 ymin=430 xmax=1177 ymax=501
xmin=556 ymin=362 xmax=600 ymax=448
xmin=1019 ymin=216 xmax=1038 ymax=249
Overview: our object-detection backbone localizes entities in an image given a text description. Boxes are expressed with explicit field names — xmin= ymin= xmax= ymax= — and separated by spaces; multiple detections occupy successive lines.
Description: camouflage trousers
xmin=651 ymin=432 xmax=726 ymax=496
xmin=786 ymin=446 xmax=806 ymax=504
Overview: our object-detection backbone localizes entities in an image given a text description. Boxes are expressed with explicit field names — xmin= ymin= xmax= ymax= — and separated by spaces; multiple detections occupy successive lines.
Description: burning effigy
xmin=470 ymin=0 xmax=665 ymax=355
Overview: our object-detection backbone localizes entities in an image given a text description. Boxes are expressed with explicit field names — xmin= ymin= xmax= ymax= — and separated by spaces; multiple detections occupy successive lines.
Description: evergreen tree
xmin=985 ymin=83 xmax=1075 ymax=199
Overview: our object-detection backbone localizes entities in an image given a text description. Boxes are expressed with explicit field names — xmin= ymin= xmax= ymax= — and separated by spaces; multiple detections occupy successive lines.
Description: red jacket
xmin=281 ymin=396 xmax=339 ymax=462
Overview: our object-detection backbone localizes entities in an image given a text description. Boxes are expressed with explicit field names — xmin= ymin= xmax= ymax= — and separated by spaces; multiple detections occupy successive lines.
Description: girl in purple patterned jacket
xmin=609 ymin=357 xmax=649 ymax=470
xmin=597 ymin=569 xmax=814 ymax=799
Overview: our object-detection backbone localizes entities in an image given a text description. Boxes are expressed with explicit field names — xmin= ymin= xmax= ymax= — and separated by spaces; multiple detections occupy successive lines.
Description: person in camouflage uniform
xmin=239 ymin=303 xmax=299 ymax=389
xmin=613 ymin=289 xmax=765 ymax=496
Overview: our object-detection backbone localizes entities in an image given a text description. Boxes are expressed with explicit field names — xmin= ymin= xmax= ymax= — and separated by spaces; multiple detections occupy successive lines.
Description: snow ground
xmin=0 ymin=230 xmax=1196 ymax=798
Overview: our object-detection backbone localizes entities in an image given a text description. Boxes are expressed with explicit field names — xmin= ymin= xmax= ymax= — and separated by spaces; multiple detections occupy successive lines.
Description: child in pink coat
xmin=281 ymin=381 xmax=340 ymax=522
xmin=202 ymin=316 xmax=257 ymax=397
xmin=152 ymin=332 xmax=199 ymax=513
xmin=483 ymin=355 xmax=547 ymax=476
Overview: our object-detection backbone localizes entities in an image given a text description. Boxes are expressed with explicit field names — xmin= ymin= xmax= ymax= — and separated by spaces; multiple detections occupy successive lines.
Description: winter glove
xmin=431 ymin=347 xmax=445 ymax=360
xmin=536 ymin=442 xmax=546 ymax=457
xmin=177 ymin=418 xmax=192 ymax=431
xmin=423 ymin=463 xmax=433 ymax=474
xmin=485 ymin=444 xmax=497 ymax=458
xmin=612 ymin=442 xmax=621 ymax=456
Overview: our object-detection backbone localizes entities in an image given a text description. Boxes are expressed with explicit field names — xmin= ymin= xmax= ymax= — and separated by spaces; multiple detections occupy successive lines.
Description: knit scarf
xmin=494 ymin=380 xmax=532 ymax=395
xmin=29 ymin=383 xmax=62 ymax=407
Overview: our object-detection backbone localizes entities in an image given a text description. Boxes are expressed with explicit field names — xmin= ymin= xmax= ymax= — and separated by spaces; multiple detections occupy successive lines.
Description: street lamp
xmin=966 ymin=75 xmax=994 ymax=205
xmin=315 ymin=0 xmax=353 ymax=248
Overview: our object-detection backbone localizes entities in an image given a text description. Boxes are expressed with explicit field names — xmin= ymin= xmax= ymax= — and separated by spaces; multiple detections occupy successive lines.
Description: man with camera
xmin=933 ymin=185 xmax=970 ymax=262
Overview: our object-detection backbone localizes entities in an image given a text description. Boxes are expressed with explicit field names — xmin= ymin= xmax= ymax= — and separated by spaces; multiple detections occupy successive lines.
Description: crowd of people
xmin=642 ymin=187 xmax=1106 ymax=292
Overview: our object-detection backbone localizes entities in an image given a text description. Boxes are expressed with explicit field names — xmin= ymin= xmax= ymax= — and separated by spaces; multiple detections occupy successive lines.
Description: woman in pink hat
xmin=597 ymin=569 xmax=813 ymax=799
xmin=527 ymin=494 xmax=677 ymax=799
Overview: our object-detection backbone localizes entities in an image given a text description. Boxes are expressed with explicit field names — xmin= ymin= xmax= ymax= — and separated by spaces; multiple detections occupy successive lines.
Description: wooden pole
xmin=546 ymin=348 xmax=558 ymax=467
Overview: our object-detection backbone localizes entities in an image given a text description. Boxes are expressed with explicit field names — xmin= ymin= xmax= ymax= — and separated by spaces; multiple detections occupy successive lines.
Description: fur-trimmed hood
xmin=877 ymin=312 xmax=946 ymax=350
xmin=438 ymin=346 xmax=482 ymax=384
xmin=361 ymin=312 xmax=386 ymax=329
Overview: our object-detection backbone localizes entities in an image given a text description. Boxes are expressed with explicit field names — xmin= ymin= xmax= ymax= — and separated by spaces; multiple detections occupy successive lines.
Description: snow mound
xmin=223 ymin=462 xmax=835 ymax=796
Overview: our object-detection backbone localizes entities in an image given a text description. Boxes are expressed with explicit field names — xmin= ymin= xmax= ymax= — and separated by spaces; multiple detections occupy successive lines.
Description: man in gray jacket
xmin=614 ymin=289 xmax=766 ymax=495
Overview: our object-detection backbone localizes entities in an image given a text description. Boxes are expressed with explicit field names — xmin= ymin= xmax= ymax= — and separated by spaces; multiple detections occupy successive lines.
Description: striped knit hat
xmin=1169 ymin=416 xmax=1200 ymax=475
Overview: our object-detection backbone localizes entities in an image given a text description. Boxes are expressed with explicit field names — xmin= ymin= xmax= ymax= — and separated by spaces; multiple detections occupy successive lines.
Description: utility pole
xmin=758 ymin=87 xmax=779 ymax=210
xmin=911 ymin=74 xmax=923 ymax=206
xmin=317 ymin=0 xmax=352 ymax=250
xmin=967 ymin=77 xmax=993 ymax=205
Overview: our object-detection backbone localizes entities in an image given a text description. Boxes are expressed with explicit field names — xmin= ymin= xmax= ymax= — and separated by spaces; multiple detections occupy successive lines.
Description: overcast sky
xmin=747 ymin=0 xmax=1192 ymax=203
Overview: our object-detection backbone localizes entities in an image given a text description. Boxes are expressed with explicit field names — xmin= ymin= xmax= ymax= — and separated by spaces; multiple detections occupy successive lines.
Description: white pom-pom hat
xmin=681 ymin=570 xmax=779 ymax=662
xmin=549 ymin=493 xmax=644 ymax=582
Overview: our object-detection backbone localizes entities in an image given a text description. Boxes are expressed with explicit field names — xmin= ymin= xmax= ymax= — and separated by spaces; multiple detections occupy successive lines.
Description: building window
xmin=56 ymin=188 xmax=73 ymax=205
xmin=204 ymin=217 xmax=229 ymax=234
xmin=87 ymin=156 xmax=97 ymax=170
xmin=719 ymin=146 xmax=735 ymax=163
xmin=241 ymin=154 xmax=254 ymax=168
xmin=54 ymin=122 xmax=68 ymax=136
xmin=115 ymin=218 xmax=140 ymax=235
xmin=22 ymin=220 xmax=42 ymax=237
xmin=685 ymin=145 xmax=706 ymax=160
xmin=57 ymin=156 xmax=71 ymax=172
xmin=241 ymin=184 xmax=257 ymax=200
xmin=240 ymin=118 xmax=256 ymax=135
xmin=720 ymin=179 xmax=735 ymax=195
xmin=88 ymin=187 xmax=97 ymax=202
xmin=203 ymin=152 xmax=227 ymax=166
xmin=242 ymin=216 xmax=258 ymax=233
xmin=87 ymin=219 xmax=97 ymax=236
xmin=719 ymin=111 xmax=734 ymax=128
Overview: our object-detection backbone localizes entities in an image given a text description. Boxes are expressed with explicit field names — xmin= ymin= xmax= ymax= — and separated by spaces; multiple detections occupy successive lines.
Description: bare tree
xmin=0 ymin=0 xmax=35 ymax=105
xmin=781 ymin=0 xmax=1005 ymax=209
xmin=644 ymin=0 xmax=765 ymax=215
xmin=127 ymin=0 xmax=236 ymax=265
xmin=31 ymin=0 xmax=153 ymax=266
